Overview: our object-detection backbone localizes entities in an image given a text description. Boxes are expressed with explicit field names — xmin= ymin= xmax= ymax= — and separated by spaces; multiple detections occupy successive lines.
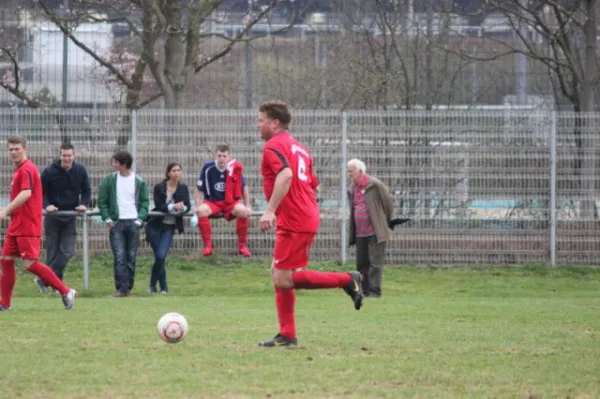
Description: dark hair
xmin=215 ymin=144 xmax=230 ymax=153
xmin=7 ymin=136 xmax=26 ymax=148
xmin=258 ymin=100 xmax=292 ymax=128
xmin=60 ymin=143 xmax=75 ymax=152
xmin=165 ymin=162 xmax=182 ymax=181
xmin=112 ymin=151 xmax=133 ymax=169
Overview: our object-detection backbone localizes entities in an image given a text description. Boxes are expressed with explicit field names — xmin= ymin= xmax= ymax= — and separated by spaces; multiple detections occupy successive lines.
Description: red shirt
xmin=8 ymin=159 xmax=43 ymax=236
xmin=353 ymin=175 xmax=374 ymax=237
xmin=261 ymin=132 xmax=320 ymax=233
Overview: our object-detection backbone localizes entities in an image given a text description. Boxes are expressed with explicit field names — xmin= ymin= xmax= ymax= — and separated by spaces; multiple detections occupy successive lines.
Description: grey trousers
xmin=44 ymin=215 xmax=77 ymax=281
xmin=355 ymin=235 xmax=387 ymax=297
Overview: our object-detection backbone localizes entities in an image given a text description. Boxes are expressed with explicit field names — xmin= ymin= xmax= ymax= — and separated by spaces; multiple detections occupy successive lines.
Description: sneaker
xmin=258 ymin=333 xmax=298 ymax=348
xmin=239 ymin=245 xmax=251 ymax=257
xmin=343 ymin=271 xmax=364 ymax=311
xmin=61 ymin=289 xmax=77 ymax=310
xmin=160 ymin=290 xmax=168 ymax=295
xmin=34 ymin=278 xmax=47 ymax=294
xmin=0 ymin=304 xmax=10 ymax=311
xmin=202 ymin=243 xmax=213 ymax=257
xmin=148 ymin=287 xmax=157 ymax=294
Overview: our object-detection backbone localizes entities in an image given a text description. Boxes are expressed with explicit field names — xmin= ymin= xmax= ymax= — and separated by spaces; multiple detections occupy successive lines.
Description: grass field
xmin=1 ymin=256 xmax=599 ymax=399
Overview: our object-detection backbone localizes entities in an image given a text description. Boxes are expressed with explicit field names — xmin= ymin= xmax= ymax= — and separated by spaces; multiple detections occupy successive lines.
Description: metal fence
xmin=1 ymin=108 xmax=600 ymax=271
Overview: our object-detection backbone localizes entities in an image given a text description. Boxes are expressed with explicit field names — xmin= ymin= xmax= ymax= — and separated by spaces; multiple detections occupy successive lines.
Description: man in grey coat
xmin=347 ymin=158 xmax=394 ymax=298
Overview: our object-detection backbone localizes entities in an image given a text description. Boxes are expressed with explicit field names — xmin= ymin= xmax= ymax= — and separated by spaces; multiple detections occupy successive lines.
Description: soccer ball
xmin=157 ymin=312 xmax=189 ymax=344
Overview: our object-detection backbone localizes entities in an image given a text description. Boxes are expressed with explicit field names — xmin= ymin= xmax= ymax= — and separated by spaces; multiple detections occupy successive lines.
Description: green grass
xmin=1 ymin=257 xmax=600 ymax=398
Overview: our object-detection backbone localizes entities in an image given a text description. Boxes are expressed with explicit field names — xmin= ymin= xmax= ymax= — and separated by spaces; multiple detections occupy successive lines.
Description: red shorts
xmin=204 ymin=200 xmax=238 ymax=221
xmin=273 ymin=230 xmax=316 ymax=270
xmin=2 ymin=235 xmax=41 ymax=260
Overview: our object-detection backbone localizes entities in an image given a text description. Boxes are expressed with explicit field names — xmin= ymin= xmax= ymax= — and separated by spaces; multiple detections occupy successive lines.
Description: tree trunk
xmin=116 ymin=88 xmax=140 ymax=148
xmin=116 ymin=114 xmax=131 ymax=149
xmin=55 ymin=113 xmax=70 ymax=144
xmin=164 ymin=0 xmax=185 ymax=110
xmin=579 ymin=0 xmax=597 ymax=219
xmin=425 ymin=0 xmax=434 ymax=110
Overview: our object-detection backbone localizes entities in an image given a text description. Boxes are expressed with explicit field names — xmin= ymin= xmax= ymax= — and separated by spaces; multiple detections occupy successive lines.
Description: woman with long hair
xmin=145 ymin=162 xmax=191 ymax=294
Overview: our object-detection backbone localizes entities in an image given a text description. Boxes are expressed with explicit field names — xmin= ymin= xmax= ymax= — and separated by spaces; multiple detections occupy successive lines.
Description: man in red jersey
xmin=0 ymin=137 xmax=76 ymax=311
xmin=256 ymin=100 xmax=363 ymax=347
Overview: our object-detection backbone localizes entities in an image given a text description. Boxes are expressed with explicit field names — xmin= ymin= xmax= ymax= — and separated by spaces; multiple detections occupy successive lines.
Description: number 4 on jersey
xmin=292 ymin=144 xmax=310 ymax=182
xmin=297 ymin=155 xmax=308 ymax=182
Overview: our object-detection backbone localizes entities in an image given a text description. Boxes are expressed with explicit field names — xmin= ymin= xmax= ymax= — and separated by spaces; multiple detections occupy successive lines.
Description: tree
xmin=1 ymin=0 xmax=302 ymax=145
xmin=485 ymin=0 xmax=599 ymax=218
xmin=486 ymin=0 xmax=598 ymax=112
xmin=315 ymin=1 xmax=478 ymax=217
xmin=0 ymin=1 xmax=47 ymax=107
xmin=428 ymin=0 xmax=599 ymax=218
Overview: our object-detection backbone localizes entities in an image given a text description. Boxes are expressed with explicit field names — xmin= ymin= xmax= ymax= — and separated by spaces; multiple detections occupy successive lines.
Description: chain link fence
xmin=1 ymin=108 xmax=599 ymax=269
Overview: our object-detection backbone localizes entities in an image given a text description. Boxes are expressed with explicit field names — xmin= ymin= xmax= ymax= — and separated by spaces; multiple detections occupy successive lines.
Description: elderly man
xmin=347 ymin=158 xmax=394 ymax=298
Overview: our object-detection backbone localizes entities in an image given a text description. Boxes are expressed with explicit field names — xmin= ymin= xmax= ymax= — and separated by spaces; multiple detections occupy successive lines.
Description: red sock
xmin=0 ymin=259 xmax=16 ymax=308
xmin=27 ymin=261 xmax=69 ymax=296
xmin=292 ymin=270 xmax=352 ymax=289
xmin=198 ymin=216 xmax=212 ymax=245
xmin=275 ymin=286 xmax=296 ymax=339
xmin=236 ymin=217 xmax=248 ymax=248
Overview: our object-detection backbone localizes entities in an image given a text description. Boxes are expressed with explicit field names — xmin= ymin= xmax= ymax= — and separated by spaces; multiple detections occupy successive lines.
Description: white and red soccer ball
xmin=157 ymin=312 xmax=188 ymax=344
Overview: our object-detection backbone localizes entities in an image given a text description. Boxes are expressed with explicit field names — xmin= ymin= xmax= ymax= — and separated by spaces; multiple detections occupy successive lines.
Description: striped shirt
xmin=353 ymin=175 xmax=374 ymax=237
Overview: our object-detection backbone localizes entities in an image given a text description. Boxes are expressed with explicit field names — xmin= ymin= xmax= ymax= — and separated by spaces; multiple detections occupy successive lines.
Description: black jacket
xmin=42 ymin=159 xmax=92 ymax=210
xmin=147 ymin=181 xmax=191 ymax=234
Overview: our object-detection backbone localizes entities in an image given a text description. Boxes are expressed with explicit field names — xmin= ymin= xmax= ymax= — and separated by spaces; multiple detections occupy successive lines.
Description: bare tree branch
xmin=194 ymin=2 xmax=298 ymax=74
xmin=20 ymin=0 xmax=306 ymax=110
xmin=0 ymin=47 xmax=41 ymax=108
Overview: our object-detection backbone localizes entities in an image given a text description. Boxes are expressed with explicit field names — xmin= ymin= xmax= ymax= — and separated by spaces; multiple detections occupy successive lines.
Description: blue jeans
xmin=145 ymin=223 xmax=175 ymax=292
xmin=109 ymin=220 xmax=141 ymax=294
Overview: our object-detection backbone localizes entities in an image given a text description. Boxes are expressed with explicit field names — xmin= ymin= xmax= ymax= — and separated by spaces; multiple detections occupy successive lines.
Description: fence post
xmin=340 ymin=111 xmax=348 ymax=265
xmin=131 ymin=109 xmax=137 ymax=173
xmin=549 ymin=110 xmax=557 ymax=266
xmin=82 ymin=212 xmax=90 ymax=290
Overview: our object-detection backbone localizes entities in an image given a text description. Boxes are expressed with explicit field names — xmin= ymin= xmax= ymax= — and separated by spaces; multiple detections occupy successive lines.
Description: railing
xmin=46 ymin=210 xmax=267 ymax=291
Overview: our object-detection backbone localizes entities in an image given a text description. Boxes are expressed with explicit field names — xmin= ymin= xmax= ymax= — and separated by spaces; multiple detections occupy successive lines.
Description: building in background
xmin=0 ymin=9 xmax=115 ymax=108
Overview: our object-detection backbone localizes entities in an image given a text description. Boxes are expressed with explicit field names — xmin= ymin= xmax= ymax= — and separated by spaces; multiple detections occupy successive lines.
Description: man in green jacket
xmin=347 ymin=158 xmax=394 ymax=298
xmin=98 ymin=151 xmax=149 ymax=297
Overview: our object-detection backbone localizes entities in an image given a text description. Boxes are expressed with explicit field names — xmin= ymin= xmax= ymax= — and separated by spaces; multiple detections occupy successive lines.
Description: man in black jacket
xmin=35 ymin=143 xmax=91 ymax=293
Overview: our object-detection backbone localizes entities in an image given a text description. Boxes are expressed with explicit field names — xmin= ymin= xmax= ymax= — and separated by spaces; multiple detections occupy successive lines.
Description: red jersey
xmin=8 ymin=159 xmax=43 ymax=236
xmin=261 ymin=132 xmax=320 ymax=233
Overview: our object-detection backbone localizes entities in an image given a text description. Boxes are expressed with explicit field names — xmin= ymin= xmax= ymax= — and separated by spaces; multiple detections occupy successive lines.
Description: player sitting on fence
xmin=194 ymin=145 xmax=252 ymax=257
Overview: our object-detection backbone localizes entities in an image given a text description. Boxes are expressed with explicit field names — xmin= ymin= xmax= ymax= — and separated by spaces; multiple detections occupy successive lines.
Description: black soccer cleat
xmin=0 ymin=305 xmax=10 ymax=311
xmin=343 ymin=271 xmax=364 ymax=311
xmin=258 ymin=333 xmax=298 ymax=348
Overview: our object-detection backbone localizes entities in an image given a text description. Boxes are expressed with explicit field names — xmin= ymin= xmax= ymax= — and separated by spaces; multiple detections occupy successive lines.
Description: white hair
xmin=347 ymin=158 xmax=366 ymax=174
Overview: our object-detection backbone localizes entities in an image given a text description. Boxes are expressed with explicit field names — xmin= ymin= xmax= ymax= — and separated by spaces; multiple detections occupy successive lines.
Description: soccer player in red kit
xmin=257 ymin=100 xmax=363 ymax=347
xmin=0 ymin=137 xmax=76 ymax=311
